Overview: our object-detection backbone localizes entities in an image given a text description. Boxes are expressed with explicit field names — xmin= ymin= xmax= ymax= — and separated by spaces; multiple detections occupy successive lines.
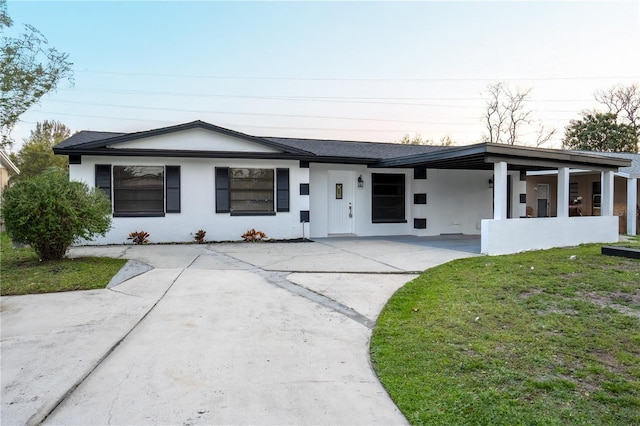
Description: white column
xmin=493 ymin=161 xmax=508 ymax=220
xmin=557 ymin=167 xmax=570 ymax=218
xmin=628 ymin=178 xmax=637 ymax=235
xmin=601 ymin=171 xmax=615 ymax=217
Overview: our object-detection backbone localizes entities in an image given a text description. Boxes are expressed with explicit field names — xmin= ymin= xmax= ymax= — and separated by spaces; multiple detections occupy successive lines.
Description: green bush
xmin=1 ymin=168 xmax=111 ymax=260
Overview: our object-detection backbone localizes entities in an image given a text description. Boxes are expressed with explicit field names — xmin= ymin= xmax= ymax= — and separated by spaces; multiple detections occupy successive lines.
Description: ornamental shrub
xmin=1 ymin=168 xmax=111 ymax=260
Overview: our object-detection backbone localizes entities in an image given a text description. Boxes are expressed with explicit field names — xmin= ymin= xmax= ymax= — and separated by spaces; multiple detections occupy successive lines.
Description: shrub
xmin=1 ymin=168 xmax=112 ymax=260
xmin=128 ymin=231 xmax=149 ymax=245
xmin=194 ymin=229 xmax=206 ymax=244
xmin=242 ymin=228 xmax=267 ymax=242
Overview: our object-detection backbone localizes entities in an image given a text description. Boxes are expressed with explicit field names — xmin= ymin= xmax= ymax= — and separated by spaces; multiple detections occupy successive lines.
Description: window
xmin=215 ymin=168 xmax=290 ymax=215
xmin=372 ymin=173 xmax=406 ymax=223
xmin=113 ymin=166 xmax=164 ymax=216
xmin=229 ymin=168 xmax=274 ymax=214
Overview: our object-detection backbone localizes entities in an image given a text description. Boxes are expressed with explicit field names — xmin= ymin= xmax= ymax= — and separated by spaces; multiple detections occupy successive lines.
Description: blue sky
xmin=6 ymin=1 xmax=640 ymax=148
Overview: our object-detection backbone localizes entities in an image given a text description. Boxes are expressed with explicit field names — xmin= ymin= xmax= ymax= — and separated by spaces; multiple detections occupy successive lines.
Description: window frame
xmin=371 ymin=173 xmax=407 ymax=223
xmin=228 ymin=168 xmax=276 ymax=216
xmin=112 ymin=165 xmax=165 ymax=217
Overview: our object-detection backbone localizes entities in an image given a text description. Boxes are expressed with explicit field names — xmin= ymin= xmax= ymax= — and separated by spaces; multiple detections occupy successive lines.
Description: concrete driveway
xmin=1 ymin=236 xmax=480 ymax=425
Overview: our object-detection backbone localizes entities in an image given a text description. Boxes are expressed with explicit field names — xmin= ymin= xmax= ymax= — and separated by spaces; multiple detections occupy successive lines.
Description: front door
xmin=328 ymin=170 xmax=355 ymax=234
xmin=537 ymin=184 xmax=549 ymax=217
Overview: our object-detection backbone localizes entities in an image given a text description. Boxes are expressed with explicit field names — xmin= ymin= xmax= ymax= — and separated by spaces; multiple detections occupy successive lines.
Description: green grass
xmin=0 ymin=233 xmax=127 ymax=296
xmin=371 ymin=244 xmax=640 ymax=425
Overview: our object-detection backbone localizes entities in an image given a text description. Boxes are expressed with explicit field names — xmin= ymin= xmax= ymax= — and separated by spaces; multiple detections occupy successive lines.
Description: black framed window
xmin=229 ymin=168 xmax=274 ymax=214
xmin=372 ymin=173 xmax=406 ymax=223
xmin=113 ymin=166 xmax=164 ymax=217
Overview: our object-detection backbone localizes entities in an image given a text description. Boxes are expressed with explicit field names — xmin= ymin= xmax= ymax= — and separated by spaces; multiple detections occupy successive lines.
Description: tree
xmin=595 ymin=84 xmax=640 ymax=151
xmin=11 ymin=120 xmax=70 ymax=180
xmin=1 ymin=168 xmax=111 ymax=260
xmin=482 ymin=82 xmax=555 ymax=146
xmin=562 ymin=112 xmax=638 ymax=153
xmin=0 ymin=0 xmax=73 ymax=148
xmin=398 ymin=134 xmax=456 ymax=146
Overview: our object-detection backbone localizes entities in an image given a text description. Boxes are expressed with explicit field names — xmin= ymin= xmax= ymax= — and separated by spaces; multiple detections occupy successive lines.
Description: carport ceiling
xmin=375 ymin=143 xmax=632 ymax=172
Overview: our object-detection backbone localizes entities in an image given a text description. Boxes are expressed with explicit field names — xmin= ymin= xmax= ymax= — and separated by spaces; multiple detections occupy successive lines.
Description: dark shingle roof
xmin=55 ymin=131 xmax=126 ymax=148
xmin=264 ymin=137 xmax=453 ymax=160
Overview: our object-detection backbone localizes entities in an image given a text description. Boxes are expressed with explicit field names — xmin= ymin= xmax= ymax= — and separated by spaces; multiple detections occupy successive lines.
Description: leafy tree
xmin=11 ymin=120 xmax=70 ymax=180
xmin=595 ymin=84 xmax=640 ymax=151
xmin=0 ymin=0 xmax=73 ymax=148
xmin=1 ymin=168 xmax=111 ymax=260
xmin=482 ymin=82 xmax=555 ymax=146
xmin=562 ymin=112 xmax=638 ymax=153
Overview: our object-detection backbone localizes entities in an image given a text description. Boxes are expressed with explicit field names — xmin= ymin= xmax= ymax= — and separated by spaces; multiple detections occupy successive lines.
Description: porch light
xmin=358 ymin=175 xmax=364 ymax=188
xmin=488 ymin=178 xmax=494 ymax=189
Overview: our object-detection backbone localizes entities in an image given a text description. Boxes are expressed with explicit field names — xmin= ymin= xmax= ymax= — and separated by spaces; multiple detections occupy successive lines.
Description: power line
xmin=74 ymin=69 xmax=639 ymax=82
xmin=45 ymin=99 xmax=486 ymax=125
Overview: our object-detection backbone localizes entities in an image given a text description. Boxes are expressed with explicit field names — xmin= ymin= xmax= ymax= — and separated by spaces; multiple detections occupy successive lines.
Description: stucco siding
xmin=110 ymin=128 xmax=281 ymax=153
xmin=70 ymin=156 xmax=307 ymax=244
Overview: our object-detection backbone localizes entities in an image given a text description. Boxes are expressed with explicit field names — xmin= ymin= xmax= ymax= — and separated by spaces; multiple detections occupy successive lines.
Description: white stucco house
xmin=53 ymin=120 xmax=631 ymax=255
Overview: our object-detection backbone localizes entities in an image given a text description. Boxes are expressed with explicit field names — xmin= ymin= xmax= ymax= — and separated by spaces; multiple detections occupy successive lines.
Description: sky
xmin=5 ymin=0 xmax=640 ymax=150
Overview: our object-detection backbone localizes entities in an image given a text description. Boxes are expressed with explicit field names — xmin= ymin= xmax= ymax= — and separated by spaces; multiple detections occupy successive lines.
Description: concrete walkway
xmin=1 ymin=236 xmax=480 ymax=425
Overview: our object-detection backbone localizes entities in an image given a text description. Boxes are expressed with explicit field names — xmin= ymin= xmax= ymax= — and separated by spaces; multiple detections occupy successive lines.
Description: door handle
xmin=349 ymin=202 xmax=353 ymax=218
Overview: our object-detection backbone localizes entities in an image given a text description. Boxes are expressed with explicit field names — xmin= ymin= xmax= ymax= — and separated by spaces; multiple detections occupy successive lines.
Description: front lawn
xmin=371 ymin=244 xmax=640 ymax=425
xmin=0 ymin=233 xmax=127 ymax=296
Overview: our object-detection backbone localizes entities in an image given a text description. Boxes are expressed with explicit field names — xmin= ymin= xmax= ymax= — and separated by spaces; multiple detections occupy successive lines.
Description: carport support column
xmin=557 ymin=167 xmax=570 ymax=218
xmin=602 ymin=171 xmax=614 ymax=217
xmin=493 ymin=161 xmax=508 ymax=220
xmin=628 ymin=178 xmax=637 ymax=235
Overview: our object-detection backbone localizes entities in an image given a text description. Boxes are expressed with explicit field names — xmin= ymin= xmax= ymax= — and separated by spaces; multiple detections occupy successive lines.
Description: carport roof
xmin=375 ymin=143 xmax=632 ymax=172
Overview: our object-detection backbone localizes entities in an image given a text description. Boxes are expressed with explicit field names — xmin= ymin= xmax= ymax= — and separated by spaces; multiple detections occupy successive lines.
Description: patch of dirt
xmin=520 ymin=288 xmax=544 ymax=299
xmin=578 ymin=290 xmax=640 ymax=319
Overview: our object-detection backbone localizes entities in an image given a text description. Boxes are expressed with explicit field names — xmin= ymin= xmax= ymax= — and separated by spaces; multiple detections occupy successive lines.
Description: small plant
xmin=242 ymin=228 xmax=267 ymax=242
xmin=194 ymin=229 xmax=206 ymax=244
xmin=128 ymin=231 xmax=149 ymax=245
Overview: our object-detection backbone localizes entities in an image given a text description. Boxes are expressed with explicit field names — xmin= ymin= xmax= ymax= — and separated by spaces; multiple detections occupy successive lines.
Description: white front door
xmin=328 ymin=170 xmax=355 ymax=234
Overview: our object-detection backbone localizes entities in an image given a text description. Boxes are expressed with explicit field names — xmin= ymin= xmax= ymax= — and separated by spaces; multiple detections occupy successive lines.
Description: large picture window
xmin=215 ymin=167 xmax=289 ymax=215
xmin=372 ymin=173 xmax=406 ymax=223
xmin=113 ymin=166 xmax=164 ymax=216
xmin=229 ymin=168 xmax=274 ymax=214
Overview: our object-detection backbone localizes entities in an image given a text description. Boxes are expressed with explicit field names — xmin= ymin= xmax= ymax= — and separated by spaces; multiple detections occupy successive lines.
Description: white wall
xmin=70 ymin=156 xmax=307 ymax=244
xmin=481 ymin=216 xmax=619 ymax=255
xmin=112 ymin=128 xmax=281 ymax=153
xmin=309 ymin=165 xmax=499 ymax=238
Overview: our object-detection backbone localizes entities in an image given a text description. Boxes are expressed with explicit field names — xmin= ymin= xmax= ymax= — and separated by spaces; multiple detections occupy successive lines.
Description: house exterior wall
xmin=70 ymin=156 xmax=308 ymax=244
xmin=111 ymin=128 xmax=281 ymax=153
xmin=526 ymin=173 xmax=640 ymax=234
xmin=309 ymin=165 xmax=508 ymax=238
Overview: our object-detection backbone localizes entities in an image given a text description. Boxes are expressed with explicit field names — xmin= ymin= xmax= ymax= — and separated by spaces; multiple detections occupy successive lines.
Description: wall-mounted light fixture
xmin=358 ymin=175 xmax=364 ymax=188
xmin=488 ymin=178 xmax=494 ymax=189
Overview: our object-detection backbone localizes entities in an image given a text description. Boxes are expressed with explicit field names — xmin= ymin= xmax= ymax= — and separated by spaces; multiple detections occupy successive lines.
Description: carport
xmin=377 ymin=143 xmax=632 ymax=255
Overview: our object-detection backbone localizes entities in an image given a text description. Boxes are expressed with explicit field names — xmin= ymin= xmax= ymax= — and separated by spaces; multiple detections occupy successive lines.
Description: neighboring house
xmin=527 ymin=152 xmax=640 ymax=235
xmin=0 ymin=150 xmax=20 ymax=231
xmin=53 ymin=120 xmax=631 ymax=255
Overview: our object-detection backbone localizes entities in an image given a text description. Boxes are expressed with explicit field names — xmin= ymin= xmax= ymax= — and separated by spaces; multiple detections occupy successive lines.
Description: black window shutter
xmin=276 ymin=168 xmax=289 ymax=212
xmin=166 ymin=166 xmax=180 ymax=213
xmin=95 ymin=165 xmax=111 ymax=201
xmin=215 ymin=167 xmax=230 ymax=213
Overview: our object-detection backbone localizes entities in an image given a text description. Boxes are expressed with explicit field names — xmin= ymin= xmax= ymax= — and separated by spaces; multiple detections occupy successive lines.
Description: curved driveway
xmin=1 ymin=236 xmax=479 ymax=425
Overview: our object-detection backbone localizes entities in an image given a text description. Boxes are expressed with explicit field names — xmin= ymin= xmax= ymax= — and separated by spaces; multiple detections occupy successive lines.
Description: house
xmin=0 ymin=150 xmax=20 ymax=231
xmin=53 ymin=120 xmax=631 ymax=255
xmin=527 ymin=152 xmax=640 ymax=235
